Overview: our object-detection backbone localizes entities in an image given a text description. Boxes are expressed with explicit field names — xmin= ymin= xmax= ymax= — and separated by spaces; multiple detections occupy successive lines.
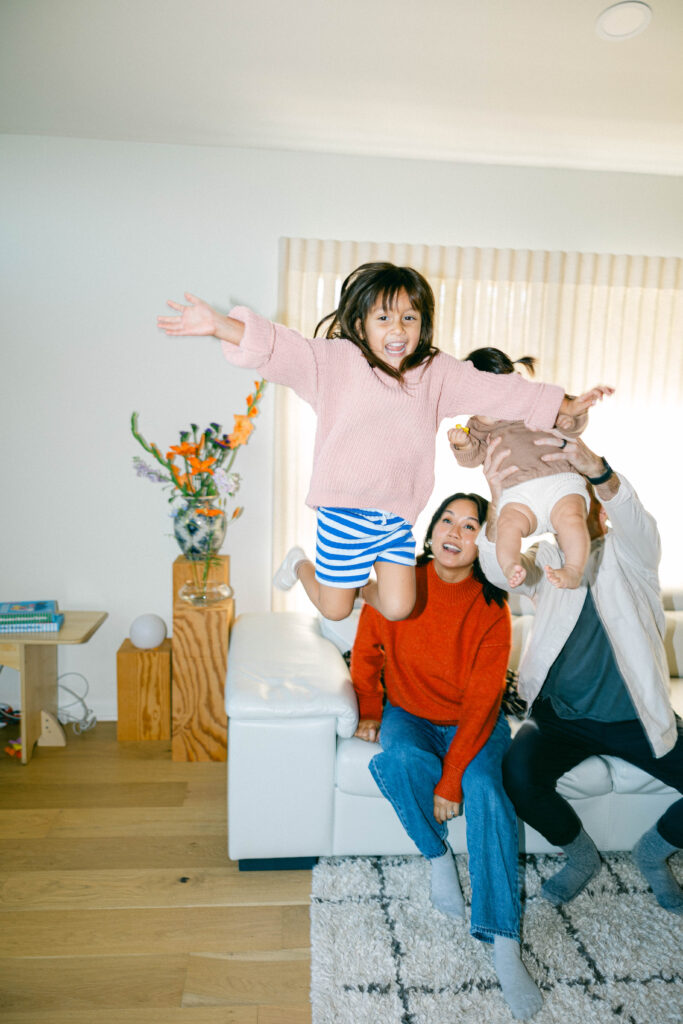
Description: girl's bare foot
xmin=545 ymin=564 xmax=582 ymax=589
xmin=504 ymin=564 xmax=527 ymax=589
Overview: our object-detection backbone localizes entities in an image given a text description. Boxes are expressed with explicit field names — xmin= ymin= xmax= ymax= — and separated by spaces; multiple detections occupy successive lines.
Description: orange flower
xmin=196 ymin=507 xmax=223 ymax=518
xmin=228 ymin=414 xmax=254 ymax=447
xmin=171 ymin=465 xmax=194 ymax=492
xmin=188 ymin=456 xmax=217 ymax=474
xmin=168 ymin=442 xmax=198 ymax=458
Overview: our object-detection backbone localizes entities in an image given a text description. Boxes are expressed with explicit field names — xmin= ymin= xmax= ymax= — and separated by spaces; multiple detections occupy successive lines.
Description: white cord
xmin=57 ymin=672 xmax=97 ymax=733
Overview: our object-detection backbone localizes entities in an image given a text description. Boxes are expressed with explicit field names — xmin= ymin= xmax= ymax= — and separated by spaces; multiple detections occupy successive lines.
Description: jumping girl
xmin=448 ymin=347 xmax=613 ymax=590
xmin=158 ymin=262 xmax=608 ymax=621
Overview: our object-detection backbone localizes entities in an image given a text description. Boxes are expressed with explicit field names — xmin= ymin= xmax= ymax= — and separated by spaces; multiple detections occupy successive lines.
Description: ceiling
xmin=1 ymin=0 xmax=682 ymax=174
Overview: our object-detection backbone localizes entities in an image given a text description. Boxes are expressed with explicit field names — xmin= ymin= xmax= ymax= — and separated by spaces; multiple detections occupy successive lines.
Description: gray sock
xmin=633 ymin=824 xmax=683 ymax=915
xmin=542 ymin=828 xmax=601 ymax=906
xmin=492 ymin=936 xmax=543 ymax=1020
xmin=429 ymin=845 xmax=465 ymax=920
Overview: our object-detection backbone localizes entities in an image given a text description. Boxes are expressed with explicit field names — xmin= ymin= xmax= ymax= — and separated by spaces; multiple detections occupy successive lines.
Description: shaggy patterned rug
xmin=311 ymin=853 xmax=683 ymax=1024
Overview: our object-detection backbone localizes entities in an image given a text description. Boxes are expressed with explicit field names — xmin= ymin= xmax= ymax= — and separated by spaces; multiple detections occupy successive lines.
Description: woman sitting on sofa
xmin=351 ymin=491 xmax=542 ymax=1021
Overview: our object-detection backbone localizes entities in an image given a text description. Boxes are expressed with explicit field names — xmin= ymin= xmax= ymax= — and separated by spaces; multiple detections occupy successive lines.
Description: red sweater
xmin=350 ymin=562 xmax=511 ymax=803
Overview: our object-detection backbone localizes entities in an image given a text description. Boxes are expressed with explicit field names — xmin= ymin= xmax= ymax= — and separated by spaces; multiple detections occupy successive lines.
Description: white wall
xmin=1 ymin=134 xmax=682 ymax=720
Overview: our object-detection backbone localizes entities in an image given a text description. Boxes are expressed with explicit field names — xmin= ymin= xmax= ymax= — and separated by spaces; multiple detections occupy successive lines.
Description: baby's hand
xmin=555 ymin=413 xmax=575 ymax=432
xmin=448 ymin=425 xmax=473 ymax=451
xmin=562 ymin=384 xmax=614 ymax=417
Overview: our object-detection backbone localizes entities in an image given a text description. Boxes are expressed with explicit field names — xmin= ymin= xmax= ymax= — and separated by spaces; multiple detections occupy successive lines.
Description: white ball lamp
xmin=129 ymin=614 xmax=167 ymax=650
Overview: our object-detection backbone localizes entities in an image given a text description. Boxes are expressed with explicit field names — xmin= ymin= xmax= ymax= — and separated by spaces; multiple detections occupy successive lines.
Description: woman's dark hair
xmin=465 ymin=346 xmax=536 ymax=377
xmin=315 ymin=262 xmax=438 ymax=383
xmin=417 ymin=491 xmax=507 ymax=608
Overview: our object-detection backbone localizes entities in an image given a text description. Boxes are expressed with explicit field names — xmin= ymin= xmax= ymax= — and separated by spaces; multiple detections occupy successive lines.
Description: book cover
xmin=0 ymin=614 xmax=64 ymax=634
xmin=0 ymin=600 xmax=59 ymax=623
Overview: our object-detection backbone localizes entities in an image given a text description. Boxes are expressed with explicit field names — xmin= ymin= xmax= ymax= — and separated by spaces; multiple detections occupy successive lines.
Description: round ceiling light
xmin=596 ymin=2 xmax=652 ymax=40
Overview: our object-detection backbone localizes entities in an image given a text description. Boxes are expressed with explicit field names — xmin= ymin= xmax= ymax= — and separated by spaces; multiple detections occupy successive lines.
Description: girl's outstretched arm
xmin=558 ymin=384 xmax=614 ymax=419
xmin=157 ymin=292 xmax=245 ymax=346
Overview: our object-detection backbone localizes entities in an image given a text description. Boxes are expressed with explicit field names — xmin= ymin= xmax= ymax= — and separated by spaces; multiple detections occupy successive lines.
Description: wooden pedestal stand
xmin=171 ymin=555 xmax=234 ymax=761
xmin=116 ymin=639 xmax=172 ymax=741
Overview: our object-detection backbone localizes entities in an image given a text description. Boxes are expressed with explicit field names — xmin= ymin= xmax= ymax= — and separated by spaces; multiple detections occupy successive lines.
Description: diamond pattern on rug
xmin=311 ymin=853 xmax=683 ymax=1024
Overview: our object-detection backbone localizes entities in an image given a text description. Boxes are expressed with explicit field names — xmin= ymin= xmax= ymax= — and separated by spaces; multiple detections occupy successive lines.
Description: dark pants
xmin=502 ymin=699 xmax=683 ymax=849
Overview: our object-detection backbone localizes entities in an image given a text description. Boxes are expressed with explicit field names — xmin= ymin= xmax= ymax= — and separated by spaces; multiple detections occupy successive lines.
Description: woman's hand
xmin=354 ymin=718 xmax=382 ymax=743
xmin=482 ymin=435 xmax=519 ymax=507
xmin=434 ymin=794 xmax=461 ymax=823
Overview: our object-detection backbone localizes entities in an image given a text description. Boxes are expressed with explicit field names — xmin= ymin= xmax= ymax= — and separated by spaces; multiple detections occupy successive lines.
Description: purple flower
xmin=133 ymin=457 xmax=168 ymax=483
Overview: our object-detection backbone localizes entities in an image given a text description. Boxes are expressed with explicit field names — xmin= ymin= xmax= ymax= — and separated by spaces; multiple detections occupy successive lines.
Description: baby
xmin=449 ymin=347 xmax=612 ymax=589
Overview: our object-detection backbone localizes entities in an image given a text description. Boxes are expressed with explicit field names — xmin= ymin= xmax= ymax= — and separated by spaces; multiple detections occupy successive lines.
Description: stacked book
xmin=0 ymin=600 xmax=64 ymax=633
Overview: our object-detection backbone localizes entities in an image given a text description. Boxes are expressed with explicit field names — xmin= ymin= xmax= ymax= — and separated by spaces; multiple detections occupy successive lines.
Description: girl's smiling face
xmin=429 ymin=499 xmax=482 ymax=581
xmin=361 ymin=288 xmax=422 ymax=369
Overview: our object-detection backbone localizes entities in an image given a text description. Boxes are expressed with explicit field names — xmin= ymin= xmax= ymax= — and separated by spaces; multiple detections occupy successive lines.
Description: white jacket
xmin=477 ymin=474 xmax=677 ymax=757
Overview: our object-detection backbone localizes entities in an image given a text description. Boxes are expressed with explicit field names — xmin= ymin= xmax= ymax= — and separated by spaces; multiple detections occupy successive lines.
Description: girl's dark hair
xmin=465 ymin=346 xmax=536 ymax=377
xmin=315 ymin=262 xmax=438 ymax=383
xmin=417 ymin=491 xmax=507 ymax=608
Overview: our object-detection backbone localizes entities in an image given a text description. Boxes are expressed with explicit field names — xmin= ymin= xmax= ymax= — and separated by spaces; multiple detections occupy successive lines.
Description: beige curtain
xmin=273 ymin=238 xmax=683 ymax=609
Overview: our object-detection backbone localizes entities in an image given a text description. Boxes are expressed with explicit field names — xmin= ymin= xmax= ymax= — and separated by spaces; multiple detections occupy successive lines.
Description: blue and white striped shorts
xmin=315 ymin=506 xmax=416 ymax=589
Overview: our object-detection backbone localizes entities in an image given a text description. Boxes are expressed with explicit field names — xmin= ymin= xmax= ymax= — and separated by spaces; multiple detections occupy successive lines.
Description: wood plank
xmin=0 ymin=1011 xmax=257 ymax=1024
xmin=9 ymin=750 xmax=227 ymax=785
xmin=1 ymin=904 xmax=310 ymax=956
xmin=0 ymin=867 xmax=313 ymax=910
xmin=46 ymin=805 xmax=226 ymax=838
xmin=0 ymin=809 xmax=60 ymax=838
xmin=0 ymin=955 xmax=188 ymax=1011
xmin=0 ymin=782 xmax=188 ymax=809
xmin=182 ymin=950 xmax=310 ymax=1007
xmin=0 ymin=834 xmax=230 ymax=870
xmin=258 ymin=1007 xmax=312 ymax=1024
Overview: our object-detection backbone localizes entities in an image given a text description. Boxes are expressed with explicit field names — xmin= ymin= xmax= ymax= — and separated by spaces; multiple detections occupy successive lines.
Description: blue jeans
xmin=369 ymin=703 xmax=520 ymax=943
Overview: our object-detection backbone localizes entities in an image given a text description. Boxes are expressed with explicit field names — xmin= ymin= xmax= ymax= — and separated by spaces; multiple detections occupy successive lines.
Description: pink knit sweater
xmin=223 ymin=307 xmax=565 ymax=525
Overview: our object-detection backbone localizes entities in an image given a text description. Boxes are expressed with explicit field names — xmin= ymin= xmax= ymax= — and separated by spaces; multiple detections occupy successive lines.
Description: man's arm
xmin=538 ymin=431 xmax=660 ymax=571
xmin=538 ymin=430 xmax=620 ymax=501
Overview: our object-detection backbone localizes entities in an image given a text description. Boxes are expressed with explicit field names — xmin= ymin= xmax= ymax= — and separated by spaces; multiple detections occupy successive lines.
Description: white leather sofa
xmin=225 ymin=593 xmax=683 ymax=866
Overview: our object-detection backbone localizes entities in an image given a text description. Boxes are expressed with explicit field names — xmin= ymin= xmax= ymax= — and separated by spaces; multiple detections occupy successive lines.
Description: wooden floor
xmin=0 ymin=721 xmax=312 ymax=1023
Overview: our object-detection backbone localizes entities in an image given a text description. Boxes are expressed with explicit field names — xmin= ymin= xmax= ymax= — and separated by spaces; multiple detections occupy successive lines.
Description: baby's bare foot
xmin=545 ymin=565 xmax=582 ymax=589
xmin=505 ymin=564 xmax=527 ymax=589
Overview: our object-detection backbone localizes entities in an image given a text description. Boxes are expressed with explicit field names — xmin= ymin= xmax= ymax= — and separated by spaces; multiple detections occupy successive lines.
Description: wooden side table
xmin=0 ymin=610 xmax=108 ymax=764
xmin=171 ymin=556 xmax=234 ymax=761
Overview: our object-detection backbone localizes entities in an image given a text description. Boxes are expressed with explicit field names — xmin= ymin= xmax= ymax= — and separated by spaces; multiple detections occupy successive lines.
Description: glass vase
xmin=178 ymin=579 xmax=233 ymax=606
xmin=172 ymin=496 xmax=233 ymax=606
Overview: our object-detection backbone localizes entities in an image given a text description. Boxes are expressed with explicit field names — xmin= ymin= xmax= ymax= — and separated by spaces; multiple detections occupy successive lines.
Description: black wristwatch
xmin=586 ymin=458 xmax=613 ymax=485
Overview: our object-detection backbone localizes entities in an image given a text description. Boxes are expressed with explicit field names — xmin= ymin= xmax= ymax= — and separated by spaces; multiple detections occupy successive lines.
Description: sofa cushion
xmin=226 ymin=612 xmax=359 ymax=738
xmin=664 ymin=611 xmax=683 ymax=680
xmin=606 ymin=756 xmax=679 ymax=796
xmin=335 ymin=732 xmax=614 ymax=800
